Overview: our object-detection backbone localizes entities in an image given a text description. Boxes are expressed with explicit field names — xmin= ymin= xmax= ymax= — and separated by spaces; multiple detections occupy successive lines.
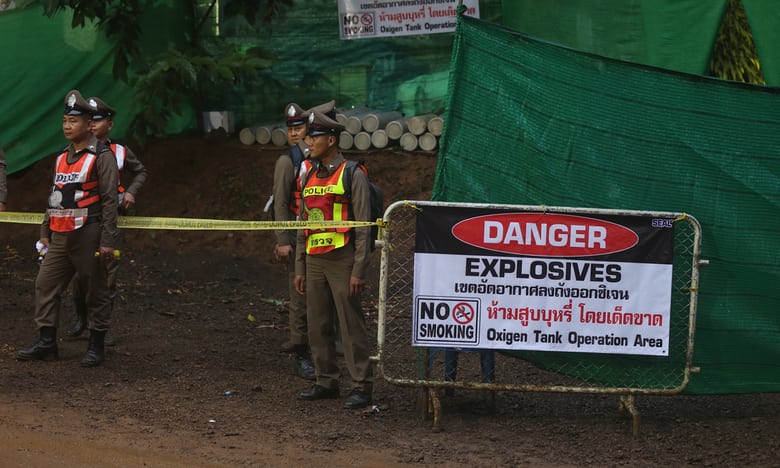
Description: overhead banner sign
xmin=337 ymin=0 xmax=480 ymax=40
xmin=412 ymin=206 xmax=675 ymax=356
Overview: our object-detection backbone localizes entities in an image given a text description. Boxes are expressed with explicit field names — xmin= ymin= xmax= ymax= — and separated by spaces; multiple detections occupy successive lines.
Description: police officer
xmin=272 ymin=100 xmax=336 ymax=380
xmin=294 ymin=110 xmax=373 ymax=409
xmin=64 ymin=96 xmax=147 ymax=346
xmin=16 ymin=90 xmax=119 ymax=367
xmin=0 ymin=144 xmax=7 ymax=211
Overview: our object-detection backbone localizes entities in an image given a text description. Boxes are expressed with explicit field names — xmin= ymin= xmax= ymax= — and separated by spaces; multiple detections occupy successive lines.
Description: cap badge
xmin=308 ymin=113 xmax=315 ymax=124
xmin=67 ymin=94 xmax=77 ymax=107
xmin=88 ymin=98 xmax=98 ymax=110
xmin=287 ymin=105 xmax=297 ymax=117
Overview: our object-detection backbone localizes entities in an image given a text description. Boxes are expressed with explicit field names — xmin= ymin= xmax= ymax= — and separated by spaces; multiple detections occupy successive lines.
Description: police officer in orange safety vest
xmin=294 ymin=110 xmax=373 ymax=410
xmin=63 ymin=95 xmax=147 ymax=347
xmin=16 ymin=89 xmax=119 ymax=367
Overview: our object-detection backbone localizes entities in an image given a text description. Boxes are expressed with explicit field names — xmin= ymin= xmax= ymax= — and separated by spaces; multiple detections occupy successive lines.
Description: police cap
xmin=307 ymin=100 xmax=337 ymax=120
xmin=285 ymin=103 xmax=306 ymax=127
xmin=307 ymin=110 xmax=344 ymax=136
xmin=63 ymin=90 xmax=91 ymax=116
xmin=88 ymin=96 xmax=116 ymax=120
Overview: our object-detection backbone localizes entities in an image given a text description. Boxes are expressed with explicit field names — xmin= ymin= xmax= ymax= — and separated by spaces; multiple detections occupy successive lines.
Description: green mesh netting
xmin=434 ymin=14 xmax=780 ymax=394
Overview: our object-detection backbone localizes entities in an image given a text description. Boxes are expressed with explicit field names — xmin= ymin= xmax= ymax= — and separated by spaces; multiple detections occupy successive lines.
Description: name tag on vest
xmin=47 ymin=208 xmax=89 ymax=219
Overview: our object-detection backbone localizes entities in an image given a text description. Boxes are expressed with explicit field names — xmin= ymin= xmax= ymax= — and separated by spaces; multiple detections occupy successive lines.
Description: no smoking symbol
xmin=452 ymin=302 xmax=475 ymax=325
xmin=361 ymin=14 xmax=373 ymax=25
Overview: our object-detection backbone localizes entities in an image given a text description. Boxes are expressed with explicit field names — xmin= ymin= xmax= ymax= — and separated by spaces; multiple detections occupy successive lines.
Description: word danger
xmin=452 ymin=213 xmax=639 ymax=257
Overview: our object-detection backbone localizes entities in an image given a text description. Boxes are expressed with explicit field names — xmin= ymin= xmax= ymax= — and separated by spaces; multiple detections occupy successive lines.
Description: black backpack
xmin=341 ymin=160 xmax=384 ymax=251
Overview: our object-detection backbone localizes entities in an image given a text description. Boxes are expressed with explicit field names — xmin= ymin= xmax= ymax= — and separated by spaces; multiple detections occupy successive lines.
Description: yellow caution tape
xmin=0 ymin=211 xmax=379 ymax=231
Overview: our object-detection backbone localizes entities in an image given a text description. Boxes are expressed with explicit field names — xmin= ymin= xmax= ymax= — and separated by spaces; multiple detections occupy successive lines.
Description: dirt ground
xmin=1 ymin=134 xmax=778 ymax=467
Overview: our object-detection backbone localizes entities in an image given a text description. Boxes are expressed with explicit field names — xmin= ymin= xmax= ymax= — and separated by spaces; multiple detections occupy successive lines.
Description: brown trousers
xmin=305 ymin=243 xmax=373 ymax=391
xmin=34 ymin=223 xmax=112 ymax=331
xmin=287 ymin=256 xmax=308 ymax=346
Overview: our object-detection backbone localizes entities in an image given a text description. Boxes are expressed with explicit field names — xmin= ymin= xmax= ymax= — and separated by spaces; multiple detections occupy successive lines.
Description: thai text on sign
xmin=337 ymin=0 xmax=480 ymax=40
xmin=412 ymin=206 xmax=675 ymax=356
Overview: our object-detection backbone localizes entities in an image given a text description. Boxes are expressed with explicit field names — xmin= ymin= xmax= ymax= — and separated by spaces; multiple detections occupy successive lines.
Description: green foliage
xmin=39 ymin=0 xmax=284 ymax=141
xmin=709 ymin=0 xmax=765 ymax=85
xmin=128 ymin=46 xmax=274 ymax=144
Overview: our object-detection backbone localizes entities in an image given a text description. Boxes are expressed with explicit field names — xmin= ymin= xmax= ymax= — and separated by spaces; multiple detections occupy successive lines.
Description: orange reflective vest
xmin=301 ymin=161 xmax=351 ymax=254
xmin=48 ymin=150 xmax=101 ymax=232
xmin=110 ymin=142 xmax=126 ymax=194
xmin=290 ymin=158 xmax=313 ymax=217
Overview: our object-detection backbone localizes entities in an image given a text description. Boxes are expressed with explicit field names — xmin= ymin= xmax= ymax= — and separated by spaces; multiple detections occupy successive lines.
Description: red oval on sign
xmin=451 ymin=213 xmax=639 ymax=257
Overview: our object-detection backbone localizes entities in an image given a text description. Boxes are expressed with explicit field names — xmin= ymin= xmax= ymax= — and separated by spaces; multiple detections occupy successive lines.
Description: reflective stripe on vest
xmin=49 ymin=151 xmax=100 ymax=232
xmin=111 ymin=142 xmax=127 ymax=193
xmin=302 ymin=161 xmax=351 ymax=255
xmin=290 ymin=159 xmax=313 ymax=217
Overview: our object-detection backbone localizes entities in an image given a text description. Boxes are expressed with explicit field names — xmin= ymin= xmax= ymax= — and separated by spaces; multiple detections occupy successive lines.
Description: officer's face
xmin=62 ymin=115 xmax=91 ymax=143
xmin=287 ymin=124 xmax=307 ymax=146
xmin=304 ymin=134 xmax=332 ymax=159
xmin=90 ymin=118 xmax=114 ymax=141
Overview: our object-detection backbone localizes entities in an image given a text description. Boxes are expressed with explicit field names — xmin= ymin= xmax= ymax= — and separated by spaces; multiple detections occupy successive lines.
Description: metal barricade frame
xmin=373 ymin=200 xmax=703 ymax=434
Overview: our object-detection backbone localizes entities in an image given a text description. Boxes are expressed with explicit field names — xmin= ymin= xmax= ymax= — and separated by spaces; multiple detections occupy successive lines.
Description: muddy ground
xmin=0 ymin=134 xmax=778 ymax=467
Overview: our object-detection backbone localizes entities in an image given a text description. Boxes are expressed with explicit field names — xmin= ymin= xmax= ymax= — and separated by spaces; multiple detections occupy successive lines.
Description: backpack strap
xmin=288 ymin=144 xmax=305 ymax=173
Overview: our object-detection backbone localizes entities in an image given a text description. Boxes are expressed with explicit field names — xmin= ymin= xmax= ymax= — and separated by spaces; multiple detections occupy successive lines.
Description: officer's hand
xmin=38 ymin=237 xmax=50 ymax=248
xmin=349 ymin=276 xmax=365 ymax=297
xmin=294 ymin=274 xmax=305 ymax=295
xmin=121 ymin=192 xmax=136 ymax=209
xmin=274 ymin=244 xmax=293 ymax=261
xmin=98 ymin=246 xmax=115 ymax=263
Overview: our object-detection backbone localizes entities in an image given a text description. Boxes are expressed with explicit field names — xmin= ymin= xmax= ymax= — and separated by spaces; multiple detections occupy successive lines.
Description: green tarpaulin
xmin=434 ymin=14 xmax=780 ymax=394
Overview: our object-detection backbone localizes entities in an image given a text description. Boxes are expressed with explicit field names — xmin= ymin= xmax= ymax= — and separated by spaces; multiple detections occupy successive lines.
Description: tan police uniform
xmin=66 ymin=96 xmax=148 ymax=343
xmin=16 ymin=90 xmax=119 ymax=367
xmin=295 ymin=110 xmax=373 ymax=407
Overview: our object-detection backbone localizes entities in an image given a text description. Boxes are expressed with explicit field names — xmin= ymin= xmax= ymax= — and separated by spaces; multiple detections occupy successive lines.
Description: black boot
xmin=81 ymin=330 xmax=106 ymax=367
xmin=64 ymin=298 xmax=87 ymax=338
xmin=293 ymin=345 xmax=315 ymax=381
xmin=15 ymin=326 xmax=58 ymax=361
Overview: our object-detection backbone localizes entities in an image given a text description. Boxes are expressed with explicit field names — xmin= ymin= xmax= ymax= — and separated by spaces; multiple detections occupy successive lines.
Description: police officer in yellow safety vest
xmin=271 ymin=100 xmax=335 ymax=381
xmin=16 ymin=90 xmax=119 ymax=367
xmin=294 ymin=110 xmax=374 ymax=410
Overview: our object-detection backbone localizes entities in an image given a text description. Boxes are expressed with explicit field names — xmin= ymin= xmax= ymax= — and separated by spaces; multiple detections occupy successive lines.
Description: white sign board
xmin=412 ymin=207 xmax=675 ymax=356
xmin=337 ymin=0 xmax=480 ymax=40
